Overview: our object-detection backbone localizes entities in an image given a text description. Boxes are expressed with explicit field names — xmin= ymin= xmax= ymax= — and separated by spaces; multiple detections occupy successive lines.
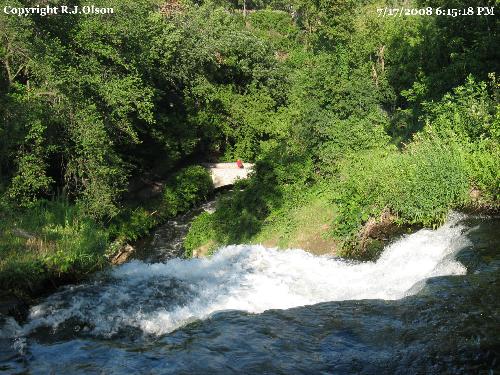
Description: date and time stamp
xmin=377 ymin=6 xmax=495 ymax=17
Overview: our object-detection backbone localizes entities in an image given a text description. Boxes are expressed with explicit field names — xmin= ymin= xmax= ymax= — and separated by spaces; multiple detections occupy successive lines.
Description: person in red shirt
xmin=236 ymin=159 xmax=244 ymax=168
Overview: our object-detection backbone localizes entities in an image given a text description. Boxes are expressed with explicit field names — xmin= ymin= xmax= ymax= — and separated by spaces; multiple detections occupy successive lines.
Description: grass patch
xmin=252 ymin=187 xmax=338 ymax=254
xmin=330 ymin=136 xmax=472 ymax=257
xmin=0 ymin=165 xmax=214 ymax=296
xmin=0 ymin=199 xmax=108 ymax=295
xmin=185 ymin=183 xmax=339 ymax=256
xmin=184 ymin=211 xmax=218 ymax=257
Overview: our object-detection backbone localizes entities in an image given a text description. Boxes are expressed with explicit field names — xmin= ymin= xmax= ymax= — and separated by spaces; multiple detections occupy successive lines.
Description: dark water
xmin=0 ymin=214 xmax=498 ymax=374
xmin=133 ymin=199 xmax=216 ymax=262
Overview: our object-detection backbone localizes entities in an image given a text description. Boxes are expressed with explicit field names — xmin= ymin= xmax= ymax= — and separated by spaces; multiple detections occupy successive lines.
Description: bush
xmin=465 ymin=140 xmax=500 ymax=203
xmin=331 ymin=77 xmax=498 ymax=253
xmin=316 ymin=113 xmax=390 ymax=175
xmin=331 ymin=135 xmax=470 ymax=248
xmin=8 ymin=154 xmax=53 ymax=207
xmin=248 ymin=10 xmax=294 ymax=35
xmin=387 ymin=136 xmax=469 ymax=224
xmin=108 ymin=206 xmax=160 ymax=244
xmin=421 ymin=76 xmax=497 ymax=142
xmin=109 ymin=166 xmax=214 ymax=245
xmin=163 ymin=165 xmax=214 ymax=216
xmin=247 ymin=9 xmax=298 ymax=49
xmin=419 ymin=76 xmax=499 ymax=204
xmin=184 ymin=211 xmax=217 ymax=257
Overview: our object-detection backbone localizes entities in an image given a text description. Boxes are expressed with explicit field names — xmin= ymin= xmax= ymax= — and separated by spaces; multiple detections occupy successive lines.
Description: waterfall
xmin=17 ymin=213 xmax=468 ymax=337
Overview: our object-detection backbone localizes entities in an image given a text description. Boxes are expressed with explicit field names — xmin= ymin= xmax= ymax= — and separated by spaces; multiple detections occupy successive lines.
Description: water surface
xmin=1 ymin=213 xmax=498 ymax=374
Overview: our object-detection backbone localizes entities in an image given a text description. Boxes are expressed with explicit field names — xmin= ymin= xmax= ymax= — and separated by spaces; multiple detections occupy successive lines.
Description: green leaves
xmin=421 ymin=76 xmax=497 ymax=142
xmin=65 ymin=105 xmax=126 ymax=219
xmin=8 ymin=153 xmax=53 ymax=206
xmin=330 ymin=76 xmax=499 ymax=253
xmin=184 ymin=211 xmax=217 ymax=256
xmin=2 ymin=0 xmax=174 ymax=216
xmin=163 ymin=166 xmax=214 ymax=215
xmin=0 ymin=199 xmax=108 ymax=292
xmin=8 ymin=113 xmax=53 ymax=206
xmin=331 ymin=137 xmax=470 ymax=252
xmin=1 ymin=0 xmax=498 ymax=269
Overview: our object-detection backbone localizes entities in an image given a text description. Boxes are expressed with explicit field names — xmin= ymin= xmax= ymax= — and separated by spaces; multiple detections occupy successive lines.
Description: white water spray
xmin=15 ymin=214 xmax=468 ymax=337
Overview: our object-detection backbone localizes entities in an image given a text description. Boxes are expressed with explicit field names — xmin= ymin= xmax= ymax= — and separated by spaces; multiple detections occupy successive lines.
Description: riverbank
xmin=185 ymin=136 xmax=499 ymax=260
xmin=0 ymin=194 xmax=496 ymax=322
xmin=0 ymin=166 xmax=214 ymax=313
xmin=185 ymin=189 xmax=498 ymax=262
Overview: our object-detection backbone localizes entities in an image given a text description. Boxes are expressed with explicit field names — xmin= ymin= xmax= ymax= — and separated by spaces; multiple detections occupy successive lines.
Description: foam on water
xmin=14 ymin=214 xmax=468 ymax=337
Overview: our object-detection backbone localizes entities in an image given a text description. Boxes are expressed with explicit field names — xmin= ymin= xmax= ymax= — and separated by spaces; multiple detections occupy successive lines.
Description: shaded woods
xmin=0 ymin=0 xmax=498 ymax=296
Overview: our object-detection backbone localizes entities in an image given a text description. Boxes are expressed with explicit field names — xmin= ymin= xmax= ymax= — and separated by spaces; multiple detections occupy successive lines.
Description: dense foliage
xmin=0 ymin=165 xmax=212 ymax=292
xmin=181 ymin=0 xmax=499 ymax=257
xmin=0 ymin=0 xmax=498 ymax=292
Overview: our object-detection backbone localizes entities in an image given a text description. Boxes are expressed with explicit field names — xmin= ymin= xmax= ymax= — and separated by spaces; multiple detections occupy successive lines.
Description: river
xmin=0 ymin=212 xmax=498 ymax=374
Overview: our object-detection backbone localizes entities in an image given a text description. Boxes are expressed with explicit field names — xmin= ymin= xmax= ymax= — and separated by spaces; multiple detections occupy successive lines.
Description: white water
xmin=14 ymin=214 xmax=468 ymax=337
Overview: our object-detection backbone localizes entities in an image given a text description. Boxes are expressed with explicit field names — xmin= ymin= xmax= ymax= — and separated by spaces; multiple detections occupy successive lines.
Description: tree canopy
xmin=0 ymin=0 xmax=498 ymax=219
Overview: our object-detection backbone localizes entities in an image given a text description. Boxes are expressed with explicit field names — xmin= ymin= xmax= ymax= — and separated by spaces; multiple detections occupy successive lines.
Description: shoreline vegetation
xmin=0 ymin=166 xmax=213 ymax=311
xmin=0 ymin=0 xmax=498 ymax=312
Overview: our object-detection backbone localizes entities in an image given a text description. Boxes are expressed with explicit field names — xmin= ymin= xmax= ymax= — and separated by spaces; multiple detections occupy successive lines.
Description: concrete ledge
xmin=202 ymin=162 xmax=255 ymax=188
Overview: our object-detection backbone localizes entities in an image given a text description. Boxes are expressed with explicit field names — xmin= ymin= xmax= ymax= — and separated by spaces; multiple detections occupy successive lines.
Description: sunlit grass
xmin=0 ymin=199 xmax=108 ymax=294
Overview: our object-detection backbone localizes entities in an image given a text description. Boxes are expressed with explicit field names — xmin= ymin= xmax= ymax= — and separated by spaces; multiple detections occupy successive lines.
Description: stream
xmin=0 ymin=212 xmax=499 ymax=374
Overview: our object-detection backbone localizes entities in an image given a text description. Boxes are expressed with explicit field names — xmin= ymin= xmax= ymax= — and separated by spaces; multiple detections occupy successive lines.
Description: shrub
xmin=421 ymin=76 xmax=497 ymax=142
xmin=184 ymin=211 xmax=217 ymax=257
xmin=8 ymin=154 xmax=53 ymax=207
xmin=387 ymin=136 xmax=469 ymax=224
xmin=316 ymin=113 xmax=391 ymax=175
xmin=247 ymin=9 xmax=298 ymax=50
xmin=248 ymin=10 xmax=295 ymax=35
xmin=465 ymin=140 xmax=500 ymax=203
xmin=108 ymin=206 xmax=160 ymax=244
xmin=109 ymin=165 xmax=214 ymax=245
xmin=163 ymin=165 xmax=214 ymax=215
xmin=331 ymin=135 xmax=470 ymax=248
xmin=329 ymin=77 xmax=498 ymax=256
